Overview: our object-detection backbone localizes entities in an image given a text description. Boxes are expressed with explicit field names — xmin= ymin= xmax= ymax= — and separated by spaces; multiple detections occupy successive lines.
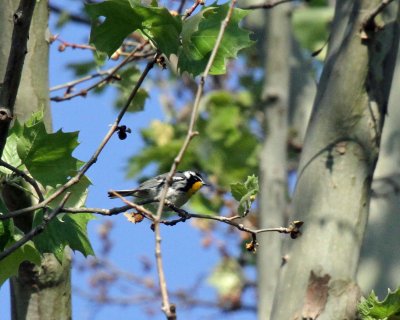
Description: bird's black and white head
xmin=175 ymin=171 xmax=207 ymax=196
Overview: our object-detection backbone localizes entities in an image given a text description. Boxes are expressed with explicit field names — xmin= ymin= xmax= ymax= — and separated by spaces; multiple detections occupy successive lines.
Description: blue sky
xmin=0 ymin=2 xmax=256 ymax=319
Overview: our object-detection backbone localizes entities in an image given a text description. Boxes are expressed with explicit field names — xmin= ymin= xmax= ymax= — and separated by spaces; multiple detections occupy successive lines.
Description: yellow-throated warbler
xmin=108 ymin=171 xmax=207 ymax=208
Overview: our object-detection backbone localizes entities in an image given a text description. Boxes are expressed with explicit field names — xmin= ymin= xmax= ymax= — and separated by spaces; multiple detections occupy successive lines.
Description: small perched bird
xmin=108 ymin=171 xmax=207 ymax=209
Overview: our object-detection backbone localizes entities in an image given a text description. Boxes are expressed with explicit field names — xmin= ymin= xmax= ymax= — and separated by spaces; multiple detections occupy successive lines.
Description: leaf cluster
xmin=0 ymin=114 xmax=93 ymax=285
xmin=86 ymin=0 xmax=253 ymax=76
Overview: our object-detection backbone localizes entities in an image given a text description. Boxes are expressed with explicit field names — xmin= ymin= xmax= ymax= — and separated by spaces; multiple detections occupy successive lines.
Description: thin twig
xmin=152 ymin=1 xmax=238 ymax=318
xmin=63 ymin=205 xmax=132 ymax=216
xmin=0 ymin=160 xmax=44 ymax=202
xmin=177 ymin=0 xmax=188 ymax=15
xmin=49 ymin=3 xmax=91 ymax=25
xmin=51 ymin=41 xmax=151 ymax=102
xmin=183 ymin=0 xmax=205 ymax=19
xmin=241 ymin=0 xmax=296 ymax=10
xmin=0 ymin=56 xmax=157 ymax=221
xmin=0 ymin=192 xmax=71 ymax=261
xmin=163 ymin=204 xmax=303 ymax=240
xmin=108 ymin=191 xmax=155 ymax=221
xmin=50 ymin=70 xmax=113 ymax=92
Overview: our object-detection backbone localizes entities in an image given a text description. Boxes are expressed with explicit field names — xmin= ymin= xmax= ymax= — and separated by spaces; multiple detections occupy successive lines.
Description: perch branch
xmin=0 ymin=192 xmax=71 ymax=261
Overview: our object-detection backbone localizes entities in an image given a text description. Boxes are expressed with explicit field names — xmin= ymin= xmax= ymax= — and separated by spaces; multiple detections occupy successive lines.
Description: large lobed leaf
xmin=0 ymin=114 xmax=94 ymax=273
xmin=86 ymin=0 xmax=181 ymax=57
xmin=358 ymin=289 xmax=400 ymax=320
xmin=86 ymin=0 xmax=253 ymax=76
xmin=178 ymin=2 xmax=253 ymax=75
xmin=14 ymin=117 xmax=82 ymax=187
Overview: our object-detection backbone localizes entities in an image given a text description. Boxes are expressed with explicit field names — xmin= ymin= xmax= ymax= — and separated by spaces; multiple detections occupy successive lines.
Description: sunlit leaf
xmin=358 ymin=288 xmax=400 ymax=320
xmin=86 ymin=0 xmax=181 ymax=57
xmin=178 ymin=3 xmax=253 ymax=76
xmin=230 ymin=175 xmax=259 ymax=217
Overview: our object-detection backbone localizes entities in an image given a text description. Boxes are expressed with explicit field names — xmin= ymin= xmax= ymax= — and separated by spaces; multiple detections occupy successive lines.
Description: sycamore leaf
xmin=16 ymin=119 xmax=82 ymax=187
xmin=358 ymin=289 xmax=400 ymax=320
xmin=33 ymin=212 xmax=94 ymax=262
xmin=0 ymin=240 xmax=41 ymax=287
xmin=34 ymin=176 xmax=94 ymax=262
xmin=230 ymin=175 xmax=258 ymax=217
xmin=178 ymin=3 xmax=253 ymax=76
xmin=86 ymin=0 xmax=181 ymax=57
xmin=0 ymin=133 xmax=22 ymax=175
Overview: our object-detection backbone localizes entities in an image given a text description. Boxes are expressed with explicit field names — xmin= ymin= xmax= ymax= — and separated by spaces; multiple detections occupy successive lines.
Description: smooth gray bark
xmin=0 ymin=1 xmax=72 ymax=319
xmin=271 ymin=1 xmax=400 ymax=319
xmin=257 ymin=4 xmax=291 ymax=320
xmin=357 ymin=43 xmax=400 ymax=297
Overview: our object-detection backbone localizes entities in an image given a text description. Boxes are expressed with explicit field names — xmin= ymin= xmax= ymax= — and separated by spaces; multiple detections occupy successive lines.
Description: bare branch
xmin=51 ymin=41 xmax=152 ymax=102
xmin=0 ymin=192 xmax=71 ymax=261
xmin=0 ymin=0 xmax=37 ymax=158
xmin=150 ymin=2 xmax=239 ymax=318
xmin=0 ymin=55 xmax=157 ymax=221
xmin=0 ymin=160 xmax=44 ymax=203
xmin=163 ymin=204 xmax=303 ymax=241
xmin=183 ymin=0 xmax=205 ymax=19
xmin=49 ymin=3 xmax=91 ymax=25
xmin=108 ymin=191 xmax=155 ymax=221
xmin=241 ymin=0 xmax=296 ymax=10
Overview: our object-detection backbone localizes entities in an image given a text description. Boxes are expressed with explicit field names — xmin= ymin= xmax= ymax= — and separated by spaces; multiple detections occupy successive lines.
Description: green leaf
xmin=359 ymin=289 xmax=400 ymax=320
xmin=0 ymin=210 xmax=14 ymax=251
xmin=230 ymin=175 xmax=259 ymax=217
xmin=178 ymin=3 xmax=253 ymax=76
xmin=34 ymin=176 xmax=94 ymax=261
xmin=208 ymin=257 xmax=244 ymax=297
xmin=0 ymin=240 xmax=41 ymax=287
xmin=16 ymin=118 xmax=82 ymax=187
xmin=33 ymin=212 xmax=94 ymax=262
xmin=86 ymin=0 xmax=181 ymax=57
xmin=0 ymin=133 xmax=22 ymax=175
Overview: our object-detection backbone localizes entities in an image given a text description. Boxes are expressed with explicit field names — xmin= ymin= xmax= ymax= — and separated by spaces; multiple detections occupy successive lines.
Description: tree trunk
xmin=357 ymin=43 xmax=400 ymax=297
xmin=257 ymin=4 xmax=291 ymax=320
xmin=0 ymin=1 xmax=72 ymax=319
xmin=271 ymin=1 xmax=400 ymax=319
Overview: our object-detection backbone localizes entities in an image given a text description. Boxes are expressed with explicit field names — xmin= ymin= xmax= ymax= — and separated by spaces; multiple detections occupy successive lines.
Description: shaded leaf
xmin=0 ymin=240 xmax=41 ymax=287
xmin=34 ymin=176 xmax=94 ymax=261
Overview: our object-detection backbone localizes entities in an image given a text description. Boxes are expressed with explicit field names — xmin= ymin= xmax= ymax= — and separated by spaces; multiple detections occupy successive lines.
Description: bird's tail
xmin=107 ymin=190 xmax=135 ymax=199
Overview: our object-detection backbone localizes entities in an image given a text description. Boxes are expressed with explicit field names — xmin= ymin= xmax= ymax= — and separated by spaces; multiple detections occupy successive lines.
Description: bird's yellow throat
xmin=188 ymin=181 xmax=203 ymax=195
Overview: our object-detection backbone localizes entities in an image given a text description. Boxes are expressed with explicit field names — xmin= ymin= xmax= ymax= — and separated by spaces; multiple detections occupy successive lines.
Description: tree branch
xmin=51 ymin=41 xmax=152 ymax=102
xmin=0 ymin=0 xmax=37 ymax=158
xmin=49 ymin=2 xmax=91 ymax=25
xmin=0 ymin=160 xmax=44 ymax=203
xmin=0 ymin=55 xmax=157 ymax=221
xmin=0 ymin=192 xmax=71 ymax=261
xmin=241 ymin=0 xmax=297 ymax=10
xmin=147 ymin=2 xmax=242 ymax=317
